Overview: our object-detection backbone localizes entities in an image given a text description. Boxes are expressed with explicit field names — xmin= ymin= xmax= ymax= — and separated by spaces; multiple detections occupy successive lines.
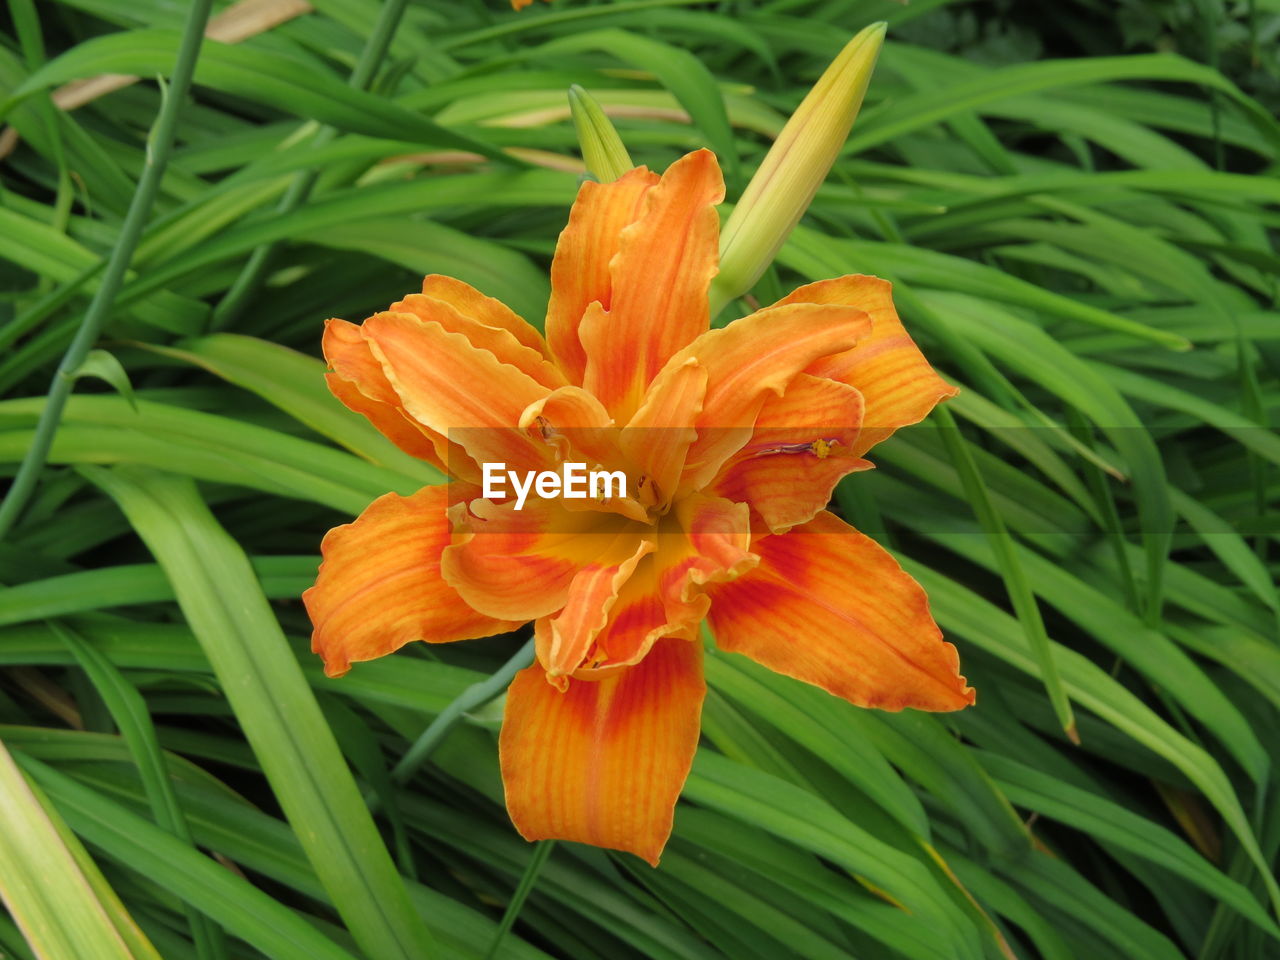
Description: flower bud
xmin=568 ymin=84 xmax=634 ymax=184
xmin=711 ymin=22 xmax=886 ymax=314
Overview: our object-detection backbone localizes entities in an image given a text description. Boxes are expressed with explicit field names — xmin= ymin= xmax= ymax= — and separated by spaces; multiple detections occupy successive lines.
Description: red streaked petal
xmin=500 ymin=636 xmax=705 ymax=865
xmin=441 ymin=499 xmax=642 ymax=622
xmin=645 ymin=301 xmax=871 ymax=491
xmin=580 ymin=150 xmax=724 ymax=420
xmin=546 ymin=167 xmax=659 ymax=384
xmin=778 ymin=275 xmax=959 ymax=456
xmin=539 ymin=538 xmax=655 ymax=687
xmin=581 ymin=570 xmax=670 ymax=673
xmin=707 ymin=510 xmax=974 ymax=711
xmin=710 ymin=374 xmax=870 ymax=532
xmin=575 ymin=495 xmax=756 ymax=678
xmin=303 ymin=485 xmax=517 ymax=678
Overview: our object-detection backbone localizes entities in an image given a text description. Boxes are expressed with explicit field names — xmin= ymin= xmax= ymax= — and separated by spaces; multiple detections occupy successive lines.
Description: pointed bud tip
xmin=850 ymin=21 xmax=887 ymax=53
xmin=567 ymin=83 xmax=633 ymax=183
xmin=711 ymin=20 xmax=888 ymax=312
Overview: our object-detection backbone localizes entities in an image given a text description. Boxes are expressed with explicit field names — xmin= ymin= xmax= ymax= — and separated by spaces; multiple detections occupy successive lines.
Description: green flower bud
xmin=712 ymin=22 xmax=886 ymax=314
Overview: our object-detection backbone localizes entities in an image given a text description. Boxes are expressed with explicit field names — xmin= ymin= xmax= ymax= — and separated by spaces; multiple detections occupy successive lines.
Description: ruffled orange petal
xmin=500 ymin=636 xmax=705 ymax=865
xmin=709 ymin=374 xmax=870 ymax=533
xmin=580 ymin=150 xmax=724 ymax=420
xmin=778 ymin=276 xmax=959 ymax=456
xmin=518 ymin=388 xmax=647 ymax=523
xmin=322 ymin=319 xmax=453 ymax=472
xmin=389 ymin=293 xmax=565 ymax=390
xmin=538 ymin=539 xmax=655 ymax=688
xmin=573 ymin=495 xmax=756 ymax=677
xmin=546 ymin=167 xmax=659 ymax=384
xmin=518 ymin=387 xmax=622 ymax=482
xmin=442 ymin=499 xmax=641 ymax=622
xmin=362 ymin=311 xmax=552 ymax=474
xmin=420 ymin=274 xmax=549 ymax=356
xmin=303 ymin=485 xmax=518 ymax=678
xmin=707 ymin=510 xmax=974 ymax=711
xmin=644 ymin=300 xmax=871 ymax=492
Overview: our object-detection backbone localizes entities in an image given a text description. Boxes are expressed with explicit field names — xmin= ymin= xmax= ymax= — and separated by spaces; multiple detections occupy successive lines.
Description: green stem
xmin=209 ymin=0 xmax=411 ymax=332
xmin=391 ymin=638 xmax=535 ymax=786
xmin=484 ymin=840 xmax=556 ymax=960
xmin=0 ymin=0 xmax=214 ymax=541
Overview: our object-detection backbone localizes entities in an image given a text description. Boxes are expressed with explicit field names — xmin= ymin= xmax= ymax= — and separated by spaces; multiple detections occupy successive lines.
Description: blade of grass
xmin=934 ymin=404 xmax=1077 ymax=742
xmin=52 ymin=621 xmax=227 ymax=960
xmin=80 ymin=464 xmax=439 ymax=960
xmin=211 ymin=0 xmax=412 ymax=330
xmin=0 ymin=737 xmax=160 ymax=960
xmin=14 ymin=753 xmax=361 ymax=960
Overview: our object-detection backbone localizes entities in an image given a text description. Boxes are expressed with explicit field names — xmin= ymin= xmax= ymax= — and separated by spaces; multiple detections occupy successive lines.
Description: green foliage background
xmin=0 ymin=1 xmax=1278 ymax=958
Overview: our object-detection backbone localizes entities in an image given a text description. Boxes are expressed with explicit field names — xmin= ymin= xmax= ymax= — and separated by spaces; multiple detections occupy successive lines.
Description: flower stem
xmin=484 ymin=840 xmax=556 ymax=960
xmin=209 ymin=0 xmax=413 ymax=331
xmin=0 ymin=0 xmax=214 ymax=541
xmin=390 ymin=637 xmax=536 ymax=785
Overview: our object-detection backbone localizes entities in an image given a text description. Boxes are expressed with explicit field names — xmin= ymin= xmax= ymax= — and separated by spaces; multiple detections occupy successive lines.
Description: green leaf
xmin=79 ymin=465 xmax=438 ymax=960
xmin=982 ymin=751 xmax=1280 ymax=943
xmin=15 ymin=754 xmax=361 ymax=960
xmin=0 ymin=737 xmax=160 ymax=960
xmin=138 ymin=334 xmax=441 ymax=483
xmin=67 ymin=350 xmax=137 ymax=411
xmin=52 ymin=621 xmax=226 ymax=959
xmin=530 ymin=29 xmax=738 ymax=179
xmin=6 ymin=31 xmax=510 ymax=162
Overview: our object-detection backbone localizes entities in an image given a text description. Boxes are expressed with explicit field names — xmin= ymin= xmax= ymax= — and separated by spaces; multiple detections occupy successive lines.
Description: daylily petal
xmin=778 ymin=275 xmax=959 ymax=456
xmin=303 ymin=485 xmax=517 ymax=678
xmin=390 ymin=294 xmax=565 ymax=391
xmin=362 ymin=311 xmax=552 ymax=473
xmin=519 ymin=386 xmax=618 ymax=468
xmin=420 ymin=274 xmax=549 ymax=356
xmin=577 ymin=495 xmax=756 ymax=677
xmin=666 ymin=493 xmax=758 ymax=598
xmin=538 ymin=538 xmax=655 ymax=688
xmin=580 ymin=149 xmax=725 ymax=420
xmin=707 ymin=510 xmax=974 ymax=711
xmin=709 ymin=373 xmax=870 ymax=532
xmin=622 ymin=359 xmax=707 ymax=510
xmin=500 ymin=636 xmax=705 ymax=865
xmin=442 ymin=499 xmax=642 ymax=621
xmin=518 ymin=388 xmax=648 ymax=522
xmin=322 ymin=318 xmax=453 ymax=472
xmin=644 ymin=300 xmax=872 ymax=491
xmin=546 ymin=167 xmax=659 ymax=384
xmin=575 ymin=568 xmax=667 ymax=673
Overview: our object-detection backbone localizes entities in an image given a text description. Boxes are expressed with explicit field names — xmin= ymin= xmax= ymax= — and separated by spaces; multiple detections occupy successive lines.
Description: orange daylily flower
xmin=304 ymin=149 xmax=974 ymax=866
